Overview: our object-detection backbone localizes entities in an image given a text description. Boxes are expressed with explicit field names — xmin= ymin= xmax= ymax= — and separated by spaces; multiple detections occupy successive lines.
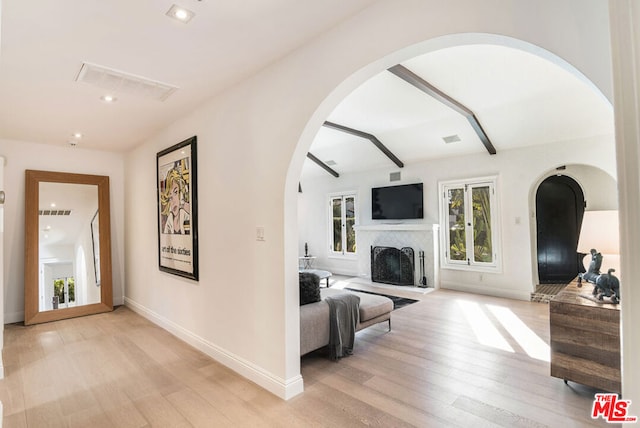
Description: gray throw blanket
xmin=325 ymin=293 xmax=360 ymax=360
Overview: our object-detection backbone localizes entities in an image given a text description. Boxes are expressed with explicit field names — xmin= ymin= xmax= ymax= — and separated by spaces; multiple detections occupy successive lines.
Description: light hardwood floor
xmin=1 ymin=288 xmax=617 ymax=427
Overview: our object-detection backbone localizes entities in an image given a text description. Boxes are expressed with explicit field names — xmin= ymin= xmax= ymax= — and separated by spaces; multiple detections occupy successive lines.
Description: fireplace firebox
xmin=371 ymin=246 xmax=415 ymax=286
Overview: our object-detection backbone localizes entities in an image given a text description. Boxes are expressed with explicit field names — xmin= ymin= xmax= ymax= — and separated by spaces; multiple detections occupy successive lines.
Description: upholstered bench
xmin=300 ymin=287 xmax=393 ymax=356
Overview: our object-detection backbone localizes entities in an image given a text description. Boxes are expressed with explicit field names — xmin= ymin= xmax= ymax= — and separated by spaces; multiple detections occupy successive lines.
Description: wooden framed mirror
xmin=24 ymin=170 xmax=113 ymax=325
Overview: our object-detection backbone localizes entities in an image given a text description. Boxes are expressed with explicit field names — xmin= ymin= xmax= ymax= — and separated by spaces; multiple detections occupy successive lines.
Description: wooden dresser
xmin=549 ymin=278 xmax=621 ymax=393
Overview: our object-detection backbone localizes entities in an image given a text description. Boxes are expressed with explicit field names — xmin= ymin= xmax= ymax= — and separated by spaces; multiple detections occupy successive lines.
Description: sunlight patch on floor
xmin=330 ymin=279 xmax=351 ymax=290
xmin=342 ymin=276 xmax=435 ymax=295
xmin=457 ymin=300 xmax=514 ymax=353
xmin=487 ymin=304 xmax=550 ymax=362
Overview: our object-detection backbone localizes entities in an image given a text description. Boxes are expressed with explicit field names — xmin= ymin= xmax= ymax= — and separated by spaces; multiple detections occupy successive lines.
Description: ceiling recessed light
xmin=72 ymin=132 xmax=82 ymax=139
xmin=100 ymin=94 xmax=117 ymax=103
xmin=166 ymin=4 xmax=195 ymax=23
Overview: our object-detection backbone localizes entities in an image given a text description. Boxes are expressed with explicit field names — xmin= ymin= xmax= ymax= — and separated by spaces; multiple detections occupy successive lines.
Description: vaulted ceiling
xmin=300 ymin=44 xmax=614 ymax=180
xmin=0 ymin=2 xmax=613 ymax=171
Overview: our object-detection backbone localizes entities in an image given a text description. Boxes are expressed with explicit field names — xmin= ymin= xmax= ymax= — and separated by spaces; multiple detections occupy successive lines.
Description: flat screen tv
xmin=372 ymin=183 xmax=424 ymax=220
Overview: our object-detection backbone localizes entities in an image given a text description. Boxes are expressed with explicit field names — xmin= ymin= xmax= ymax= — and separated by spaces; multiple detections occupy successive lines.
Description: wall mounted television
xmin=372 ymin=183 xmax=424 ymax=220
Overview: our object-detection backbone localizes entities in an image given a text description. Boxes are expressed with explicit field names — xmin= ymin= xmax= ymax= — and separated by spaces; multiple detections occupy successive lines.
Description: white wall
xmin=42 ymin=264 xmax=53 ymax=311
xmin=75 ymin=210 xmax=101 ymax=305
xmin=299 ymin=138 xmax=616 ymax=300
xmin=609 ymin=0 xmax=640 ymax=405
xmin=124 ymin=0 xmax=620 ymax=400
xmin=0 ymin=138 xmax=125 ymax=323
xmin=0 ymin=155 xmax=5 ymax=379
xmin=562 ymin=164 xmax=618 ymax=210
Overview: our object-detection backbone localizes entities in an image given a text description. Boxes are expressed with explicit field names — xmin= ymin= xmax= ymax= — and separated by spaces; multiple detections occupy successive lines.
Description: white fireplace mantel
xmin=354 ymin=223 xmax=440 ymax=288
xmin=354 ymin=223 xmax=436 ymax=232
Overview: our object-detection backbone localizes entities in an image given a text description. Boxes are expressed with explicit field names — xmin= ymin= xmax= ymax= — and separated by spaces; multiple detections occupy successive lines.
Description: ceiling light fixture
xmin=72 ymin=132 xmax=82 ymax=139
xmin=166 ymin=4 xmax=195 ymax=23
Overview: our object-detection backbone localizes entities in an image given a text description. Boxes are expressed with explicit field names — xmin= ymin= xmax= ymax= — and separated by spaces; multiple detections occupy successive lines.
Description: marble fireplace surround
xmin=354 ymin=224 xmax=440 ymax=289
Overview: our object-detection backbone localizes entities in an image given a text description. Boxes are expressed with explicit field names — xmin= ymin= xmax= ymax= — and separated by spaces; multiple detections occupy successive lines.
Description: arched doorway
xmin=536 ymin=175 xmax=585 ymax=283
xmin=286 ymin=33 xmax=614 ymax=399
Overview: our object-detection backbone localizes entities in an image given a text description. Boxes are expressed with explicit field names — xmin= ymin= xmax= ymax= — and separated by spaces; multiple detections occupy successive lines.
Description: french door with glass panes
xmin=329 ymin=194 xmax=357 ymax=256
xmin=53 ymin=277 xmax=75 ymax=309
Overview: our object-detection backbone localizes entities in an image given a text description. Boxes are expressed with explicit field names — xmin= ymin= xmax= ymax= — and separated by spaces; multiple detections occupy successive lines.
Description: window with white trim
xmin=440 ymin=177 xmax=500 ymax=270
xmin=329 ymin=193 xmax=357 ymax=256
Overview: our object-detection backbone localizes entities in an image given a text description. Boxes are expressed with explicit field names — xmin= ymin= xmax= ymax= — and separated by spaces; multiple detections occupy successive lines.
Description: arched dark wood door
xmin=536 ymin=175 xmax=585 ymax=283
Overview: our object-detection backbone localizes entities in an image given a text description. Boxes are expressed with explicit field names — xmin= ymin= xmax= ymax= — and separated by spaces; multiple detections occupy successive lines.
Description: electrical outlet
xmin=256 ymin=226 xmax=265 ymax=241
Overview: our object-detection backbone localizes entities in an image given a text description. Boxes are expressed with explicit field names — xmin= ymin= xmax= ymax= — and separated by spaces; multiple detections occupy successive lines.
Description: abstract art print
xmin=156 ymin=136 xmax=199 ymax=280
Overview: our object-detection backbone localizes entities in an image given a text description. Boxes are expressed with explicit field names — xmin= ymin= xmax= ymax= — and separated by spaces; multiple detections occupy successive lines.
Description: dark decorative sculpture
xmin=578 ymin=248 xmax=620 ymax=304
xmin=579 ymin=249 xmax=603 ymax=285
xmin=592 ymin=269 xmax=620 ymax=304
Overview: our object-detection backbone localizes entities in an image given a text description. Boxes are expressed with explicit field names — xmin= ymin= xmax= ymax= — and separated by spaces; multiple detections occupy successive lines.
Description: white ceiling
xmin=39 ymin=182 xmax=98 ymax=249
xmin=0 ymin=0 xmax=375 ymax=151
xmin=301 ymin=44 xmax=614 ymax=180
xmin=0 ymin=2 xmax=613 ymax=176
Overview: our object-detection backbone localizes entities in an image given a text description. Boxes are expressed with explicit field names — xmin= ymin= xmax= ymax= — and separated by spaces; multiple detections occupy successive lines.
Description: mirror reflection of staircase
xmin=530 ymin=282 xmax=569 ymax=303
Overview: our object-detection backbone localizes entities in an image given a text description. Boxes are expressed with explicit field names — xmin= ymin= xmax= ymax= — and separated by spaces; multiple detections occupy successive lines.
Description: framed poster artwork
xmin=156 ymin=136 xmax=199 ymax=280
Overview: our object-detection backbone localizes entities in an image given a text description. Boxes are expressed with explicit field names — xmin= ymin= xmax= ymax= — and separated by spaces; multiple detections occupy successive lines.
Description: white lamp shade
xmin=577 ymin=210 xmax=619 ymax=255
xmin=577 ymin=210 xmax=620 ymax=276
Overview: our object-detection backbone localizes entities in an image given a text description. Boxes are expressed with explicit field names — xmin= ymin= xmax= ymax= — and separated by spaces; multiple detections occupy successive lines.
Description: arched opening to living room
xmin=529 ymin=164 xmax=618 ymax=291
xmin=285 ymin=32 xmax=616 ymax=386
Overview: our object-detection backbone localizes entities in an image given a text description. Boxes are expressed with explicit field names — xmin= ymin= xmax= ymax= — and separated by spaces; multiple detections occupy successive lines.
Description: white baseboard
xmin=124 ymin=297 xmax=303 ymax=400
xmin=440 ymin=281 xmax=531 ymax=301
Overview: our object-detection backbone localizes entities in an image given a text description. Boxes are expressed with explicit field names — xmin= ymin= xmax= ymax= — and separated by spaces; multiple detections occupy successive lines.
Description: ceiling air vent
xmin=75 ymin=62 xmax=179 ymax=101
xmin=443 ymin=134 xmax=461 ymax=144
xmin=39 ymin=209 xmax=72 ymax=216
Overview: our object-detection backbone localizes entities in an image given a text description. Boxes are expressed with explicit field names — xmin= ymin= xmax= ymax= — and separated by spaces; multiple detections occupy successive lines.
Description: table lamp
xmin=576 ymin=210 xmax=620 ymax=278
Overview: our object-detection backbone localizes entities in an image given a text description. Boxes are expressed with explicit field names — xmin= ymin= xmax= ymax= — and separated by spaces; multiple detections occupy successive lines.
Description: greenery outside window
xmin=329 ymin=193 xmax=357 ymax=256
xmin=440 ymin=177 xmax=500 ymax=271
xmin=54 ymin=277 xmax=75 ymax=304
